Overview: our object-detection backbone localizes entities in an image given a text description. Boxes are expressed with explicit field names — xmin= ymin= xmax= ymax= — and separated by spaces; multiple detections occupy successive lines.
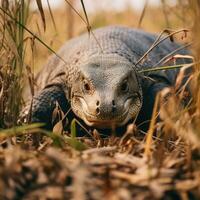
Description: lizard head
xmin=70 ymin=54 xmax=143 ymax=128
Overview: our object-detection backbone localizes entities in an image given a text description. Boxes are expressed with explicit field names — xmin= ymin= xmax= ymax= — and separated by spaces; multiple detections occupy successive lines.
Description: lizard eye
xmin=121 ymin=80 xmax=129 ymax=92
xmin=83 ymin=80 xmax=91 ymax=92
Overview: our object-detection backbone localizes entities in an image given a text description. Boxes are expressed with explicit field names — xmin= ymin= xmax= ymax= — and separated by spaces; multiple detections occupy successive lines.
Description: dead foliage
xmin=0 ymin=123 xmax=200 ymax=200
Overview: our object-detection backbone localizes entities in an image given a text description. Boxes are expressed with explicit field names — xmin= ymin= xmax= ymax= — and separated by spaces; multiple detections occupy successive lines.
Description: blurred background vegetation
xmin=25 ymin=0 xmax=192 ymax=71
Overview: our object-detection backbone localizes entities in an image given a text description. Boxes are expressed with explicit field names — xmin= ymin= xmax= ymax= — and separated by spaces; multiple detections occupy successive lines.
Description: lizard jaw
xmin=83 ymin=110 xmax=129 ymax=128
xmin=71 ymin=96 xmax=142 ymax=128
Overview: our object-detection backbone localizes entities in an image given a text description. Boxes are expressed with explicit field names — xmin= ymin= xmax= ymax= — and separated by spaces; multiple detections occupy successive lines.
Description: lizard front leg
xmin=30 ymin=84 xmax=70 ymax=130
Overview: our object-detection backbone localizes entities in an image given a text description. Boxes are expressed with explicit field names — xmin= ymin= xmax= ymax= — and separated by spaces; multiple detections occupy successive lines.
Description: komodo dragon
xmin=28 ymin=26 xmax=190 ymax=132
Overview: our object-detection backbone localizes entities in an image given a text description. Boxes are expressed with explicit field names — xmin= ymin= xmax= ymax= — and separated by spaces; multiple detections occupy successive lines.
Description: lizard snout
xmin=95 ymin=99 xmax=117 ymax=116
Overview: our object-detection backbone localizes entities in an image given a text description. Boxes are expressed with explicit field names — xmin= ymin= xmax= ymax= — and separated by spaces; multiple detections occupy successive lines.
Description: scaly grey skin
xmin=30 ymin=26 xmax=190 ymax=131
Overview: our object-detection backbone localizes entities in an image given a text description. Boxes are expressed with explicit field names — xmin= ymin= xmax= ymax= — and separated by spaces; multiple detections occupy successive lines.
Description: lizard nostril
xmin=112 ymin=100 xmax=115 ymax=106
xmin=112 ymin=100 xmax=116 ymax=113
xmin=96 ymin=100 xmax=100 ymax=106
xmin=96 ymin=107 xmax=100 ymax=115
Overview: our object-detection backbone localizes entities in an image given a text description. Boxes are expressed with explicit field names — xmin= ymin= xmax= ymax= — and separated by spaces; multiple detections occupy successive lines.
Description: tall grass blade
xmin=139 ymin=62 xmax=195 ymax=73
xmin=36 ymin=0 xmax=46 ymax=31
xmin=80 ymin=0 xmax=91 ymax=33
xmin=144 ymin=94 xmax=160 ymax=158
xmin=47 ymin=0 xmax=57 ymax=32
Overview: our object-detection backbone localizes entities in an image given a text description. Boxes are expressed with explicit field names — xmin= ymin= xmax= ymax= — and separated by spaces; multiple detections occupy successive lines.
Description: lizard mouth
xmin=83 ymin=110 xmax=129 ymax=128
xmin=72 ymin=95 xmax=141 ymax=128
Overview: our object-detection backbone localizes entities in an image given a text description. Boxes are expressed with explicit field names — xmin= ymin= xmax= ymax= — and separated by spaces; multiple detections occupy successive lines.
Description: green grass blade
xmin=0 ymin=123 xmax=44 ymax=139
xmin=70 ymin=119 xmax=77 ymax=138
xmin=138 ymin=62 xmax=195 ymax=73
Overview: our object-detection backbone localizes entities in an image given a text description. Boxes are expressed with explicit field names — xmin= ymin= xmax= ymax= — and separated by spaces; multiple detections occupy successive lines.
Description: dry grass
xmin=0 ymin=0 xmax=200 ymax=199
xmin=1 ymin=130 xmax=200 ymax=200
